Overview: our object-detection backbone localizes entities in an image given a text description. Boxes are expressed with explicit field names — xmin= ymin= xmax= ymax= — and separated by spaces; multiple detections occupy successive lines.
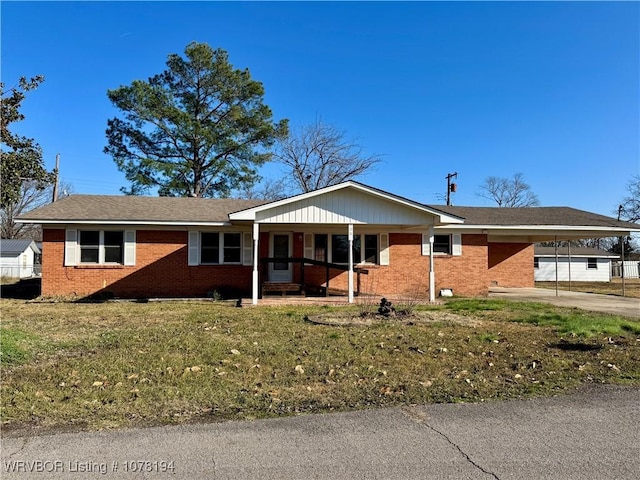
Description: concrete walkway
xmin=490 ymin=287 xmax=639 ymax=318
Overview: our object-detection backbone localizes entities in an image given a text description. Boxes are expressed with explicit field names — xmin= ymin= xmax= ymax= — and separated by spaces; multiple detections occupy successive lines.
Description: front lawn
xmin=1 ymin=298 xmax=638 ymax=434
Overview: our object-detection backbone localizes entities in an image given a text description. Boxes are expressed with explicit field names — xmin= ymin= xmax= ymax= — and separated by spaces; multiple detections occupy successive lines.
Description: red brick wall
xmin=43 ymin=228 xmax=529 ymax=299
xmin=488 ymin=243 xmax=535 ymax=287
xmin=300 ymin=233 xmax=489 ymax=298
xmin=42 ymin=229 xmax=252 ymax=298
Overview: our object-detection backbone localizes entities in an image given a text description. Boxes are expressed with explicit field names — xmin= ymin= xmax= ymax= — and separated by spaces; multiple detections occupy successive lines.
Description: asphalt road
xmin=2 ymin=385 xmax=639 ymax=479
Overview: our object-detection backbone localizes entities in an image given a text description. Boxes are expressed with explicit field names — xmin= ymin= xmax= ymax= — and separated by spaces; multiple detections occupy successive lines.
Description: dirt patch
xmin=305 ymin=310 xmax=480 ymax=327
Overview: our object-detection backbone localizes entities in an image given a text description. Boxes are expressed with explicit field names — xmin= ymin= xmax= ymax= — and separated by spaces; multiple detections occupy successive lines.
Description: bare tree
xmin=1 ymin=180 xmax=72 ymax=239
xmin=233 ymin=177 xmax=290 ymax=201
xmin=477 ymin=173 xmax=540 ymax=207
xmin=618 ymin=175 xmax=639 ymax=223
xmin=274 ymin=119 xmax=382 ymax=193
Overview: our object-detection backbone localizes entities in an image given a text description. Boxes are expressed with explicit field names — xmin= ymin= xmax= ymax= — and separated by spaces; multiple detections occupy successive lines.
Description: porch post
xmin=348 ymin=223 xmax=354 ymax=303
xmin=252 ymin=223 xmax=260 ymax=305
xmin=429 ymin=226 xmax=435 ymax=302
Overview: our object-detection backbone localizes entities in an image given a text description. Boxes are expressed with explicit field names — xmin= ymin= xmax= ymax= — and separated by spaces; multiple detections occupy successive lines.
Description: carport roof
xmin=428 ymin=205 xmax=639 ymax=229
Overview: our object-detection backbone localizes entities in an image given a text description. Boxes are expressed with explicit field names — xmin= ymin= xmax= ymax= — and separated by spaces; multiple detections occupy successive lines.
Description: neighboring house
xmin=0 ymin=239 xmax=41 ymax=279
xmin=534 ymin=246 xmax=619 ymax=282
xmin=16 ymin=181 xmax=640 ymax=303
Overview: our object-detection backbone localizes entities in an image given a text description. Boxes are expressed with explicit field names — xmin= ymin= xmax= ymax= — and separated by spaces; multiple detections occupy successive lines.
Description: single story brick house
xmin=534 ymin=246 xmax=619 ymax=282
xmin=17 ymin=181 xmax=640 ymax=303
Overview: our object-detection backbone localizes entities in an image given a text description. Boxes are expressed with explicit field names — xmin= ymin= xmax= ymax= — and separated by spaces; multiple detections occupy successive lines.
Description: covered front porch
xmin=229 ymin=182 xmax=464 ymax=305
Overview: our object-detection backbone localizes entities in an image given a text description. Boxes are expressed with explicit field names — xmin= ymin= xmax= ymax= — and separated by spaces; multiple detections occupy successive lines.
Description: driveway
xmin=1 ymin=385 xmax=639 ymax=479
xmin=490 ymin=287 xmax=639 ymax=318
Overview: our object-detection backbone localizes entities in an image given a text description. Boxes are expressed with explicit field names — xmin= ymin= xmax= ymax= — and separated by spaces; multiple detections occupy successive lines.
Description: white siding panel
xmin=535 ymin=258 xmax=612 ymax=282
xmin=255 ymin=189 xmax=436 ymax=225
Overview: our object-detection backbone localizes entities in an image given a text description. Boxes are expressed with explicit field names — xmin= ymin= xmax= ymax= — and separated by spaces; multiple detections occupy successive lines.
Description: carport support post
xmin=348 ymin=224 xmax=354 ymax=303
xmin=429 ymin=227 xmax=435 ymax=302
xmin=554 ymin=236 xmax=559 ymax=297
xmin=621 ymin=238 xmax=625 ymax=297
xmin=252 ymin=223 xmax=259 ymax=305
xmin=568 ymin=242 xmax=572 ymax=291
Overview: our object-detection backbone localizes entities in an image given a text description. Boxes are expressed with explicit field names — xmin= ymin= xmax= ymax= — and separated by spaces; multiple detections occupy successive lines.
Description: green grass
xmin=1 ymin=299 xmax=638 ymax=433
xmin=0 ymin=327 xmax=38 ymax=366
xmin=514 ymin=311 xmax=640 ymax=337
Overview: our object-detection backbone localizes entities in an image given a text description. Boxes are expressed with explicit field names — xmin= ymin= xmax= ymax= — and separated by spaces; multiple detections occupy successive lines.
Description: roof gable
xmin=230 ymin=181 xmax=464 ymax=225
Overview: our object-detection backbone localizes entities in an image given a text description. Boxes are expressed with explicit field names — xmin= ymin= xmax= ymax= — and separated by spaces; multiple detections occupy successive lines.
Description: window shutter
xmin=452 ymin=234 xmax=462 ymax=256
xmin=124 ymin=230 xmax=136 ymax=266
xmin=379 ymin=233 xmax=389 ymax=265
xmin=304 ymin=233 xmax=313 ymax=264
xmin=188 ymin=231 xmax=200 ymax=266
xmin=64 ymin=229 xmax=78 ymax=266
xmin=242 ymin=232 xmax=253 ymax=266
xmin=421 ymin=234 xmax=430 ymax=256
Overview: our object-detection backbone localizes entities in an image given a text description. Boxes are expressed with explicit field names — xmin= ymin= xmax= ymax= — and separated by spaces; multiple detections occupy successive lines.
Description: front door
xmin=269 ymin=233 xmax=293 ymax=282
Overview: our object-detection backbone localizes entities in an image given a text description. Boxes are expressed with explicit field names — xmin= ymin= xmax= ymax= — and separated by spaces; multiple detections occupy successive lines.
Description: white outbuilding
xmin=0 ymin=239 xmax=41 ymax=279
xmin=534 ymin=246 xmax=619 ymax=282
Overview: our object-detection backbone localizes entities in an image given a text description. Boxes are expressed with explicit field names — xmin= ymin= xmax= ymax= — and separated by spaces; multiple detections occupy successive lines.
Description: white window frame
xmin=422 ymin=233 xmax=462 ymax=256
xmin=194 ymin=231 xmax=244 ymax=266
xmin=65 ymin=229 xmax=135 ymax=266
xmin=305 ymin=233 xmax=384 ymax=265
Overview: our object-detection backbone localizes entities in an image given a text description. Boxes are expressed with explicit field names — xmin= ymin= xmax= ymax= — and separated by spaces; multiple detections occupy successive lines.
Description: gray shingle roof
xmin=16 ymin=193 xmax=640 ymax=231
xmin=0 ymin=239 xmax=40 ymax=257
xmin=427 ymin=205 xmax=640 ymax=229
xmin=534 ymin=246 xmax=619 ymax=258
xmin=17 ymin=195 xmax=268 ymax=224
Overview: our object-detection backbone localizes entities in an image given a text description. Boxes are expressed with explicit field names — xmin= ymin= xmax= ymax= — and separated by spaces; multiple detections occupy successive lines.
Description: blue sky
xmin=2 ymin=1 xmax=638 ymax=216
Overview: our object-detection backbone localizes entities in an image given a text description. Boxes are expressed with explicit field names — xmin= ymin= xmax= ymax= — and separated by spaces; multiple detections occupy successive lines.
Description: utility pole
xmin=52 ymin=153 xmax=60 ymax=202
xmin=445 ymin=172 xmax=457 ymax=206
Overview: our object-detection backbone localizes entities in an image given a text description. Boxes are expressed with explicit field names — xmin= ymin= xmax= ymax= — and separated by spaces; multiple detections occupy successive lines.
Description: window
xmin=104 ymin=231 xmax=124 ymax=263
xmin=79 ymin=230 xmax=124 ymax=264
xmin=327 ymin=234 xmax=379 ymax=264
xmin=80 ymin=231 xmax=100 ymax=263
xmin=364 ymin=235 xmax=378 ymax=263
xmin=200 ymin=233 xmax=220 ymax=264
xmin=332 ymin=235 xmax=350 ymax=264
xmin=587 ymin=258 xmax=598 ymax=269
xmin=433 ymin=235 xmax=451 ymax=254
xmin=314 ymin=234 xmax=327 ymax=262
xmin=199 ymin=232 xmax=242 ymax=264
xmin=65 ymin=229 xmax=134 ymax=267
xmin=534 ymin=257 xmax=539 ymax=269
xmin=306 ymin=233 xmax=383 ymax=265
xmin=223 ymin=233 xmax=241 ymax=263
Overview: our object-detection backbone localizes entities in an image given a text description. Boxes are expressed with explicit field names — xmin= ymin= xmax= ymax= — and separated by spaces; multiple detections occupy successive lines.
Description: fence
xmin=611 ymin=261 xmax=640 ymax=279
xmin=0 ymin=263 xmax=41 ymax=279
